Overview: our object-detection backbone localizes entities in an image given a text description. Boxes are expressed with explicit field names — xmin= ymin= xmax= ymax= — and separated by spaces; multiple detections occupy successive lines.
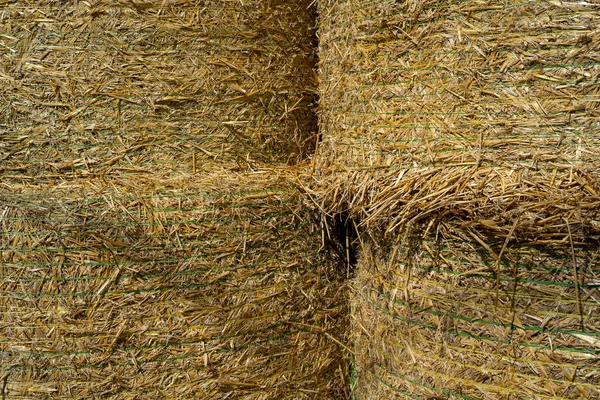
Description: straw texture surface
xmin=1 ymin=1 xmax=347 ymax=398
xmin=315 ymin=0 xmax=600 ymax=242
xmin=313 ymin=0 xmax=600 ymax=398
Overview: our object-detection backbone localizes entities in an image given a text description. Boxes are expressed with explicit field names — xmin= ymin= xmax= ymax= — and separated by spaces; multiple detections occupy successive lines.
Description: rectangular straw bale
xmin=0 ymin=0 xmax=319 ymax=187
xmin=316 ymin=0 xmax=600 ymax=240
xmin=352 ymin=239 xmax=600 ymax=399
xmin=1 ymin=172 xmax=347 ymax=399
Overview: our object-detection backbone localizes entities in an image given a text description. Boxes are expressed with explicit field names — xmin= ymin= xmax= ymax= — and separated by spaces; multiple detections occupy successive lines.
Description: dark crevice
xmin=272 ymin=0 xmax=321 ymax=164
xmin=321 ymin=210 xmax=359 ymax=399
xmin=323 ymin=211 xmax=361 ymax=279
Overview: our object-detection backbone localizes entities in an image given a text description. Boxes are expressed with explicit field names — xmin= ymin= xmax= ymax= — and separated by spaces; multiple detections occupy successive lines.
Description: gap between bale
xmin=322 ymin=211 xmax=361 ymax=279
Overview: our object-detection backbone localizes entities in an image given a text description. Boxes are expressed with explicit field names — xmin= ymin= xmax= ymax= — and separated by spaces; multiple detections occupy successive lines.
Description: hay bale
xmin=316 ymin=0 xmax=600 ymax=240
xmin=1 ymin=173 xmax=347 ymax=399
xmin=352 ymin=239 xmax=600 ymax=399
xmin=1 ymin=1 xmax=348 ymax=398
xmin=0 ymin=0 xmax=319 ymax=185
xmin=315 ymin=0 xmax=600 ymax=398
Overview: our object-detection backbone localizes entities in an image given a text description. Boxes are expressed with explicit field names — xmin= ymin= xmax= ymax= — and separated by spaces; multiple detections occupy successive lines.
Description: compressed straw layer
xmin=1 ymin=173 xmax=346 ymax=399
xmin=1 ymin=0 xmax=319 ymax=187
xmin=351 ymin=240 xmax=600 ymax=399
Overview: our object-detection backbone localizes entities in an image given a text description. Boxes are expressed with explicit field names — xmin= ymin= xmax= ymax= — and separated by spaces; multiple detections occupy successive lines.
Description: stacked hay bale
xmin=316 ymin=0 xmax=600 ymax=398
xmin=1 ymin=1 xmax=347 ymax=398
xmin=1 ymin=0 xmax=318 ymax=180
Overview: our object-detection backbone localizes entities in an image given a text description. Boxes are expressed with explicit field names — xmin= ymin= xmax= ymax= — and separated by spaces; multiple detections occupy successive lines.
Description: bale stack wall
xmin=315 ymin=0 xmax=600 ymax=398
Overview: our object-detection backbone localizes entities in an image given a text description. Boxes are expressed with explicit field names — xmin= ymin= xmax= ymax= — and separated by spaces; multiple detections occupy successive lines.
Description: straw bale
xmin=351 ymin=239 xmax=600 ymax=399
xmin=313 ymin=0 xmax=600 ymax=398
xmin=315 ymin=0 xmax=600 ymax=242
xmin=1 ymin=171 xmax=348 ymax=399
xmin=1 ymin=0 xmax=319 ymax=187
